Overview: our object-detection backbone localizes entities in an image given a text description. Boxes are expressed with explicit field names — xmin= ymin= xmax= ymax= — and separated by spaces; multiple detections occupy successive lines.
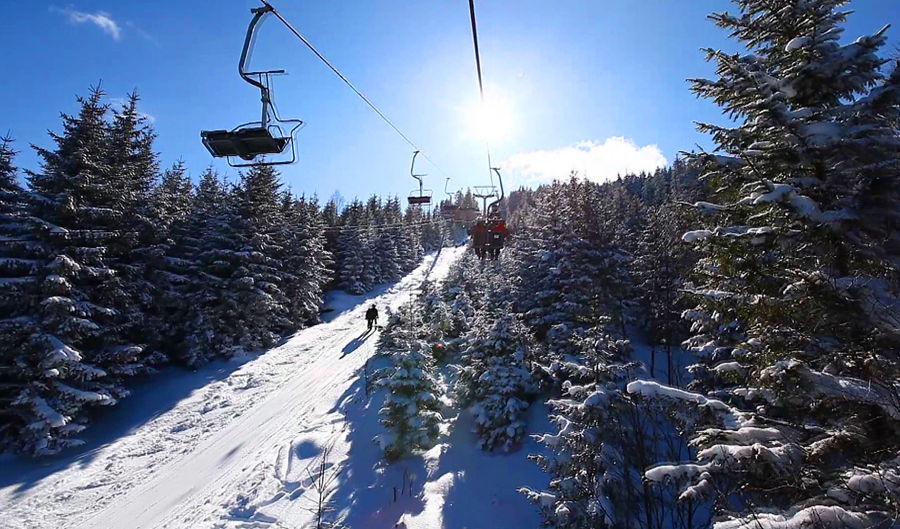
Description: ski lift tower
xmin=472 ymin=186 xmax=496 ymax=216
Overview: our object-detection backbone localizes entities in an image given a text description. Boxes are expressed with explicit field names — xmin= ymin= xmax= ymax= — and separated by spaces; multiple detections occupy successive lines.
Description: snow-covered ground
xmin=0 ymin=246 xmax=553 ymax=529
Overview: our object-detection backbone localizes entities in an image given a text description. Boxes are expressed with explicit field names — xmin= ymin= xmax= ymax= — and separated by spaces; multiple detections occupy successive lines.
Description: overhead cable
xmin=467 ymin=0 xmax=495 ymax=188
xmin=260 ymin=0 xmax=451 ymax=179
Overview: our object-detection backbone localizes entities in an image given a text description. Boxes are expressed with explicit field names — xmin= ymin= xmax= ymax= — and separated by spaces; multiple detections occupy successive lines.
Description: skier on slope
xmin=488 ymin=217 xmax=510 ymax=260
xmin=365 ymin=304 xmax=379 ymax=331
xmin=471 ymin=218 xmax=488 ymax=260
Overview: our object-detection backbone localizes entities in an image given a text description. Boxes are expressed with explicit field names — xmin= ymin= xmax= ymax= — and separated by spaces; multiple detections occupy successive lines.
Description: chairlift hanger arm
xmin=488 ymin=167 xmax=504 ymax=212
xmin=239 ymin=6 xmax=275 ymax=92
xmin=410 ymin=150 xmax=427 ymax=184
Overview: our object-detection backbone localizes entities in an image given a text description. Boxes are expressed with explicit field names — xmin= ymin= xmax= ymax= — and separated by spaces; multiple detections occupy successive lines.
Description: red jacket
xmin=472 ymin=224 xmax=488 ymax=246
xmin=489 ymin=221 xmax=510 ymax=246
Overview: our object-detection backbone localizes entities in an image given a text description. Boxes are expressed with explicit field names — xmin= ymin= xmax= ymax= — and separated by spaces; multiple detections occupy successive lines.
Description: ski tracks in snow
xmin=0 ymin=247 xmax=466 ymax=529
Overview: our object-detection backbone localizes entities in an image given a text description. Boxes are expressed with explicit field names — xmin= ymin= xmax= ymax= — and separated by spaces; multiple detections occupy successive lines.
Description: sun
xmin=463 ymin=91 xmax=514 ymax=143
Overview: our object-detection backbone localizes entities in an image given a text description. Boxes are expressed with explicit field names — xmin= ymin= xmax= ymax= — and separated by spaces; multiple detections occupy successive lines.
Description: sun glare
xmin=463 ymin=92 xmax=514 ymax=143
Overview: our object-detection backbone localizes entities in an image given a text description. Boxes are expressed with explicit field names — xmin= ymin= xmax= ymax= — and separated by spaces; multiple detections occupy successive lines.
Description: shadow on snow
xmin=1 ymin=282 xmax=403 ymax=498
xmin=0 ymin=358 xmax=249 ymax=496
xmin=342 ymin=331 xmax=373 ymax=358
xmin=326 ymin=356 xmax=551 ymax=529
xmin=327 ymin=355 xmax=428 ymax=529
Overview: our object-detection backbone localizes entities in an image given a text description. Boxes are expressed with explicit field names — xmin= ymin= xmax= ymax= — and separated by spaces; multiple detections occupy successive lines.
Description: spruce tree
xmin=522 ymin=335 xmax=635 ymax=528
xmin=221 ymin=165 xmax=290 ymax=349
xmin=632 ymin=203 xmax=694 ymax=383
xmin=635 ymin=3 xmax=900 ymax=526
xmin=104 ymin=92 xmax=163 ymax=363
xmin=151 ymin=161 xmax=194 ymax=358
xmin=0 ymin=136 xmax=45 ymax=453
xmin=374 ymin=338 xmax=443 ymax=462
xmin=456 ymin=313 xmax=538 ymax=451
xmin=17 ymin=88 xmax=133 ymax=454
xmin=292 ymin=195 xmax=332 ymax=325
xmin=179 ymin=166 xmax=242 ymax=364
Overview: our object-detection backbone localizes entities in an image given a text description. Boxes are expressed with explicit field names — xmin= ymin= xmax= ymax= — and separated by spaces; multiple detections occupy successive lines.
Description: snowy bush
xmin=456 ymin=314 xmax=538 ymax=451
xmin=374 ymin=339 xmax=443 ymax=462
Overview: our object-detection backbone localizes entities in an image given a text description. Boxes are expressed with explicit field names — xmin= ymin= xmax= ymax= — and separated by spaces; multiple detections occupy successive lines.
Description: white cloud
xmin=500 ymin=137 xmax=668 ymax=186
xmin=52 ymin=7 xmax=121 ymax=41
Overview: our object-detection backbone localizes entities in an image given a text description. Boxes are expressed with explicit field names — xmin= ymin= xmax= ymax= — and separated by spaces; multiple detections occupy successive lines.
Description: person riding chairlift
xmin=488 ymin=215 xmax=510 ymax=260
xmin=471 ymin=218 xmax=488 ymax=260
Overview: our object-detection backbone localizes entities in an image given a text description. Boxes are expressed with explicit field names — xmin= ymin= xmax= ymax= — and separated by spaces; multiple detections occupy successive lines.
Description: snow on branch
xmin=627 ymin=380 xmax=749 ymax=429
xmin=54 ymin=382 xmax=116 ymax=405
xmin=714 ymin=504 xmax=890 ymax=529
xmin=683 ymin=226 xmax=774 ymax=244
xmin=41 ymin=334 xmax=83 ymax=365
xmin=25 ymin=395 xmax=68 ymax=429
xmin=760 ymin=360 xmax=900 ymax=420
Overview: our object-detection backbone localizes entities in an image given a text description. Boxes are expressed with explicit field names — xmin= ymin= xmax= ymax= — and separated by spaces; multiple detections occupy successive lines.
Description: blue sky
xmin=1 ymin=1 xmax=897 ymax=202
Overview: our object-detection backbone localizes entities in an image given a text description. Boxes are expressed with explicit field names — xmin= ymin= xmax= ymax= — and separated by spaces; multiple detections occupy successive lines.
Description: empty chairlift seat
xmin=198 ymin=6 xmax=302 ymax=168
xmin=201 ymin=127 xmax=291 ymax=161
xmin=408 ymin=192 xmax=433 ymax=205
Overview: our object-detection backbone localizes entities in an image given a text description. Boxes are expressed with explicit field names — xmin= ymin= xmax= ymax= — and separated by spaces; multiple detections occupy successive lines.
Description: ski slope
xmin=0 ymin=247 xmax=468 ymax=529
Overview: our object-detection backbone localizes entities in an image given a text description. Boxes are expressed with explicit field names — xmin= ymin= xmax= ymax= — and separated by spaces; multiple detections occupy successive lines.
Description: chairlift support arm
xmin=488 ymin=167 xmax=504 ymax=213
xmin=239 ymin=6 xmax=279 ymax=128
xmin=411 ymin=150 xmax=427 ymax=196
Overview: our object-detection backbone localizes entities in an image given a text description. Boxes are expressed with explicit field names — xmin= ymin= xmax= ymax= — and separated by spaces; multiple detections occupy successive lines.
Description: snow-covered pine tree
xmin=179 ymin=166 xmax=244 ymax=364
xmin=449 ymin=299 xmax=474 ymax=342
xmin=380 ymin=196 xmax=405 ymax=281
xmin=374 ymin=336 xmax=442 ymax=462
xmin=515 ymin=176 xmax=631 ymax=385
xmin=336 ymin=231 xmax=367 ymax=295
xmin=17 ymin=88 xmax=134 ymax=454
xmin=148 ymin=161 xmax=194 ymax=358
xmin=229 ymin=164 xmax=291 ymax=347
xmin=456 ymin=312 xmax=538 ymax=451
xmin=280 ymin=194 xmax=331 ymax=326
xmin=104 ymin=92 xmax=164 ymax=364
xmin=420 ymin=212 xmax=444 ymax=252
xmin=400 ymin=206 xmax=424 ymax=271
xmin=335 ymin=199 xmax=371 ymax=294
xmin=0 ymin=136 xmax=46 ymax=453
xmin=635 ymin=2 xmax=900 ymax=526
xmin=364 ymin=195 xmax=386 ymax=283
xmin=632 ymin=202 xmax=695 ymax=384
xmin=375 ymin=226 xmax=402 ymax=284
xmin=521 ymin=334 xmax=635 ymax=528
xmin=320 ymin=197 xmax=341 ymax=283
xmin=0 ymin=135 xmax=37 ymax=331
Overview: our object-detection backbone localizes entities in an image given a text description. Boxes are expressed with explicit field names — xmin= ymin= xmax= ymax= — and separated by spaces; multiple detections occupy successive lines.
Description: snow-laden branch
xmin=760 ymin=359 xmax=900 ymax=421
xmin=683 ymin=226 xmax=773 ymax=244
xmin=627 ymin=380 xmax=749 ymax=429
xmin=714 ymin=504 xmax=890 ymax=529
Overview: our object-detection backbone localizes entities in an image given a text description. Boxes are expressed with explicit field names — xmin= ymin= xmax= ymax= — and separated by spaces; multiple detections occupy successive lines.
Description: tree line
xmin=0 ymin=88 xmax=445 ymax=456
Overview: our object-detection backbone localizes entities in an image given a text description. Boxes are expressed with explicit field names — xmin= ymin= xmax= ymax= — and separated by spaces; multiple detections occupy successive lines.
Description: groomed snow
xmin=0 ymin=247 xmax=477 ymax=529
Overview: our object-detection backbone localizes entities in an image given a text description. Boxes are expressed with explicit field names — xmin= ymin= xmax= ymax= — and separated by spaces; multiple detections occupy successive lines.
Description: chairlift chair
xmin=407 ymin=151 xmax=432 ymax=206
xmin=408 ymin=192 xmax=433 ymax=206
xmin=200 ymin=5 xmax=303 ymax=168
xmin=441 ymin=202 xmax=459 ymax=220
xmin=440 ymin=177 xmax=459 ymax=218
